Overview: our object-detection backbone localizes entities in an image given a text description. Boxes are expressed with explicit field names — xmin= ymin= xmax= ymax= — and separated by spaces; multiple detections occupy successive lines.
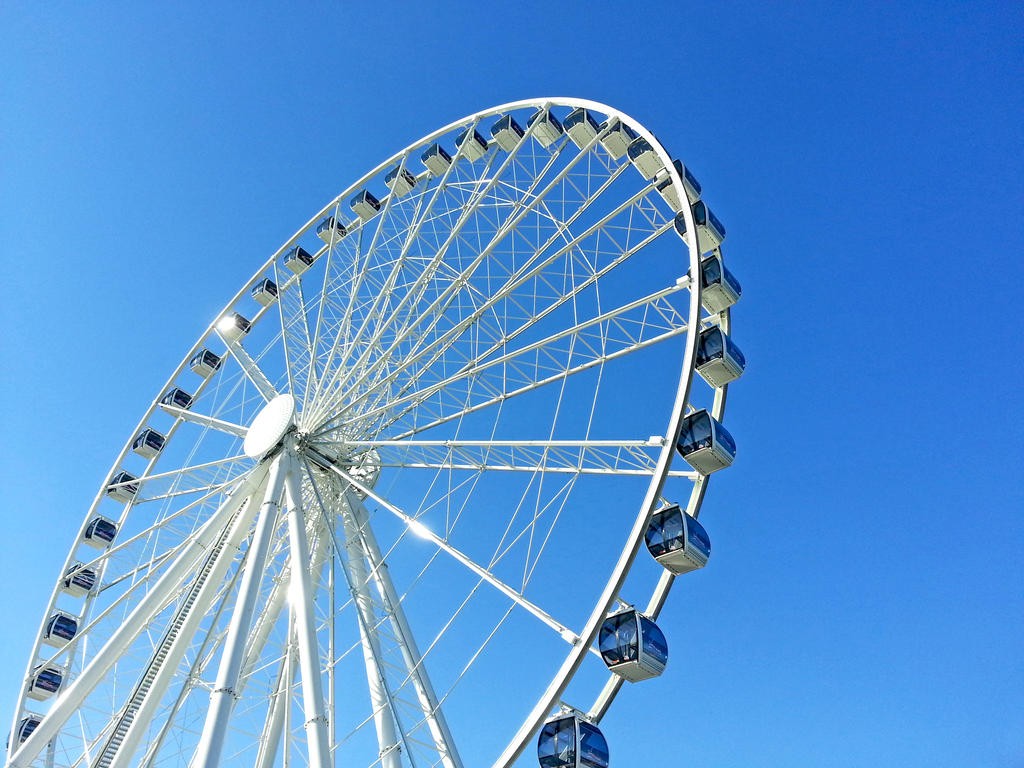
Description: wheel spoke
xmin=306 ymin=112 xmax=560 ymax=428
xmin=320 ymin=460 xmax=579 ymax=648
xmin=158 ymin=405 xmax=249 ymax=437
xmin=346 ymin=437 xmax=695 ymax=480
xmin=219 ymin=334 xmax=279 ymax=403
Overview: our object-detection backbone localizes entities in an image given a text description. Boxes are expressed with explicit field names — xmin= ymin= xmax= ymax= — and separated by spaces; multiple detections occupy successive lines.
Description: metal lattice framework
xmin=6 ymin=98 xmax=740 ymax=768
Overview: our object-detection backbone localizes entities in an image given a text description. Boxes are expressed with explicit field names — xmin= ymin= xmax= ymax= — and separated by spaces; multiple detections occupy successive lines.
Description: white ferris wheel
xmin=6 ymin=97 xmax=745 ymax=768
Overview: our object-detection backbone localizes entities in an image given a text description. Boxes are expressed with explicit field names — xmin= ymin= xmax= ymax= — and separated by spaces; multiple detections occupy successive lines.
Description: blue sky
xmin=1 ymin=2 xmax=1022 ymax=766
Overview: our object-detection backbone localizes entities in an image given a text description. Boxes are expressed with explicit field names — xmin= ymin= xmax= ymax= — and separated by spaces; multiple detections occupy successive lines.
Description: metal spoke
xmin=320 ymin=460 xmax=579 ymax=647
xmin=219 ymin=334 xmax=279 ymax=403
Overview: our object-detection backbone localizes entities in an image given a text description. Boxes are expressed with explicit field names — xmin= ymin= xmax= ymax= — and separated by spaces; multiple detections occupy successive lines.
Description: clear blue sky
xmin=1 ymin=2 xmax=1021 ymax=766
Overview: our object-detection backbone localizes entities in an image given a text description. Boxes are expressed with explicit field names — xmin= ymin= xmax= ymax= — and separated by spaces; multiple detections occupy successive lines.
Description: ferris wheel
xmin=6 ymin=97 xmax=744 ymax=768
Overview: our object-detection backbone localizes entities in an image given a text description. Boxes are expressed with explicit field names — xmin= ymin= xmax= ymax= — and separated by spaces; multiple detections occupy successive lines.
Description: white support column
xmin=106 ymin=481 xmax=266 ymax=768
xmin=8 ymin=468 xmax=266 ymax=768
xmin=191 ymin=454 xmax=287 ymax=768
xmin=337 ymin=497 xmax=402 ymax=768
xmin=282 ymin=453 xmax=331 ymax=768
xmin=346 ymin=492 xmax=465 ymax=768
xmin=253 ymin=639 xmax=295 ymax=768
xmin=249 ymin=491 xmax=334 ymax=768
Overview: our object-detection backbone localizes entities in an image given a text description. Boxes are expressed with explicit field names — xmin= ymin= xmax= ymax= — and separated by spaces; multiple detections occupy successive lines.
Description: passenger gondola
xmin=251 ymin=277 xmax=279 ymax=307
xmin=9 ymin=716 xmax=40 ymax=747
xmin=696 ymin=326 xmax=746 ymax=387
xmin=537 ymin=714 xmax=609 ymax=768
xmin=421 ymin=142 xmax=452 ymax=175
xmin=677 ymin=409 xmax=736 ymax=474
xmin=598 ymin=608 xmax=668 ymax=682
xmin=385 ymin=166 xmax=417 ymax=196
xmin=564 ymin=108 xmax=600 ymax=148
xmin=698 ymin=252 xmax=742 ymax=313
xmin=527 ymin=107 xmax=564 ymax=148
xmin=216 ymin=312 xmax=251 ymax=341
xmin=455 ymin=127 xmax=488 ymax=161
xmin=645 ymin=503 xmax=710 ymax=574
xmin=27 ymin=665 xmax=63 ymax=700
xmin=490 ymin=114 xmax=524 ymax=151
xmin=284 ymin=245 xmax=316 ymax=275
xmin=316 ymin=215 xmax=348 ymax=244
xmin=189 ymin=348 xmax=222 ymax=378
xmin=42 ymin=612 xmax=79 ymax=646
xmin=674 ymin=201 xmax=726 ymax=253
xmin=350 ymin=190 xmax=382 ymax=222
xmin=106 ymin=470 xmax=138 ymax=503
xmin=161 ymin=387 xmax=194 ymax=410
xmin=627 ymin=136 xmax=666 ymax=180
xmin=598 ymin=117 xmax=636 ymax=159
xmin=132 ymin=427 xmax=166 ymax=459
xmin=82 ymin=516 xmax=118 ymax=548
xmin=61 ymin=563 xmax=96 ymax=597
xmin=655 ymin=159 xmax=702 ymax=210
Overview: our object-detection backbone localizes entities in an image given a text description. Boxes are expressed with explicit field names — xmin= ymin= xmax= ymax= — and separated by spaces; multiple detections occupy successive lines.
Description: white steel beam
xmin=337 ymin=496 xmax=403 ymax=768
xmin=104 ymin=482 xmax=264 ymax=768
xmin=343 ymin=491 xmax=465 ymax=768
xmin=282 ymin=452 xmax=331 ymax=768
xmin=191 ymin=453 xmax=287 ymax=768
xmin=219 ymin=334 xmax=279 ymax=403
xmin=336 ymin=467 xmax=577 ymax=646
xmin=158 ymin=405 xmax=250 ymax=438
xmin=253 ymin=637 xmax=296 ymax=768
xmin=8 ymin=466 xmax=267 ymax=768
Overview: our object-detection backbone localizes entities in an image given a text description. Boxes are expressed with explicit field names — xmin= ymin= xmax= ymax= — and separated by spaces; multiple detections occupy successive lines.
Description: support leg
xmin=283 ymin=453 xmax=331 ymax=768
xmin=192 ymin=455 xmax=287 ymax=768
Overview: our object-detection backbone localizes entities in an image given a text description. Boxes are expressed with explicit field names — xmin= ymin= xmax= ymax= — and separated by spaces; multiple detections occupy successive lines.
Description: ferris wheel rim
xmin=7 ymin=97 xmax=722 ymax=768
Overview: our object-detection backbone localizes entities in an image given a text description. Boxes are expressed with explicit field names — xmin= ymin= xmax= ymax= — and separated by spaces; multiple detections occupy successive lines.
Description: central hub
xmin=243 ymin=394 xmax=297 ymax=459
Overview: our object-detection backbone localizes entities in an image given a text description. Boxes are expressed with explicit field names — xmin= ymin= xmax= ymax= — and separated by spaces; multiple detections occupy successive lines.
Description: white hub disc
xmin=243 ymin=394 xmax=296 ymax=458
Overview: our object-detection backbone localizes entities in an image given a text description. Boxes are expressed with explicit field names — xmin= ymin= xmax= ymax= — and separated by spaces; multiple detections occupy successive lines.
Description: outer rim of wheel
xmin=10 ymin=97 xmax=713 ymax=768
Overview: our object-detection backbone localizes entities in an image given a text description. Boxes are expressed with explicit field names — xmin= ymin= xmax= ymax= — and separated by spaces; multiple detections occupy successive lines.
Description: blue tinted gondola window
xmin=697 ymin=328 xmax=725 ymax=367
xmin=17 ymin=717 xmax=41 ymax=743
xmin=577 ymin=722 xmax=609 ymax=768
xmin=64 ymin=564 xmax=97 ymax=591
xmin=162 ymin=388 xmax=193 ymax=409
xmin=46 ymin=614 xmax=78 ymax=640
xmin=190 ymin=349 xmax=222 ymax=372
xmin=725 ymin=335 xmax=746 ymax=368
xmin=708 ymin=207 xmax=726 ymax=237
xmin=385 ymin=166 xmax=415 ymax=187
xmin=565 ymin=108 xmax=599 ymax=131
xmin=33 ymin=667 xmax=62 ymax=692
xmin=679 ymin=412 xmax=713 ymax=454
xmin=683 ymin=164 xmax=702 ymax=197
xmin=253 ymin=278 xmax=278 ymax=296
xmin=538 ymin=718 xmax=575 ymax=768
xmin=86 ymin=517 xmax=117 ymax=543
xmin=723 ymin=266 xmax=742 ymax=295
xmin=701 ymin=256 xmax=722 ymax=287
xmin=456 ymin=128 xmax=484 ymax=148
xmin=693 ymin=200 xmax=708 ymax=226
xmin=688 ymin=517 xmax=712 ymax=556
xmin=645 ymin=506 xmax=686 ymax=556
xmin=599 ymin=613 xmax=639 ymax=664
xmin=715 ymin=421 xmax=737 ymax=456
xmin=628 ymin=137 xmax=652 ymax=159
xmin=638 ymin=616 xmax=669 ymax=665
xmin=317 ymin=216 xmax=346 ymax=236
xmin=422 ymin=143 xmax=452 ymax=163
